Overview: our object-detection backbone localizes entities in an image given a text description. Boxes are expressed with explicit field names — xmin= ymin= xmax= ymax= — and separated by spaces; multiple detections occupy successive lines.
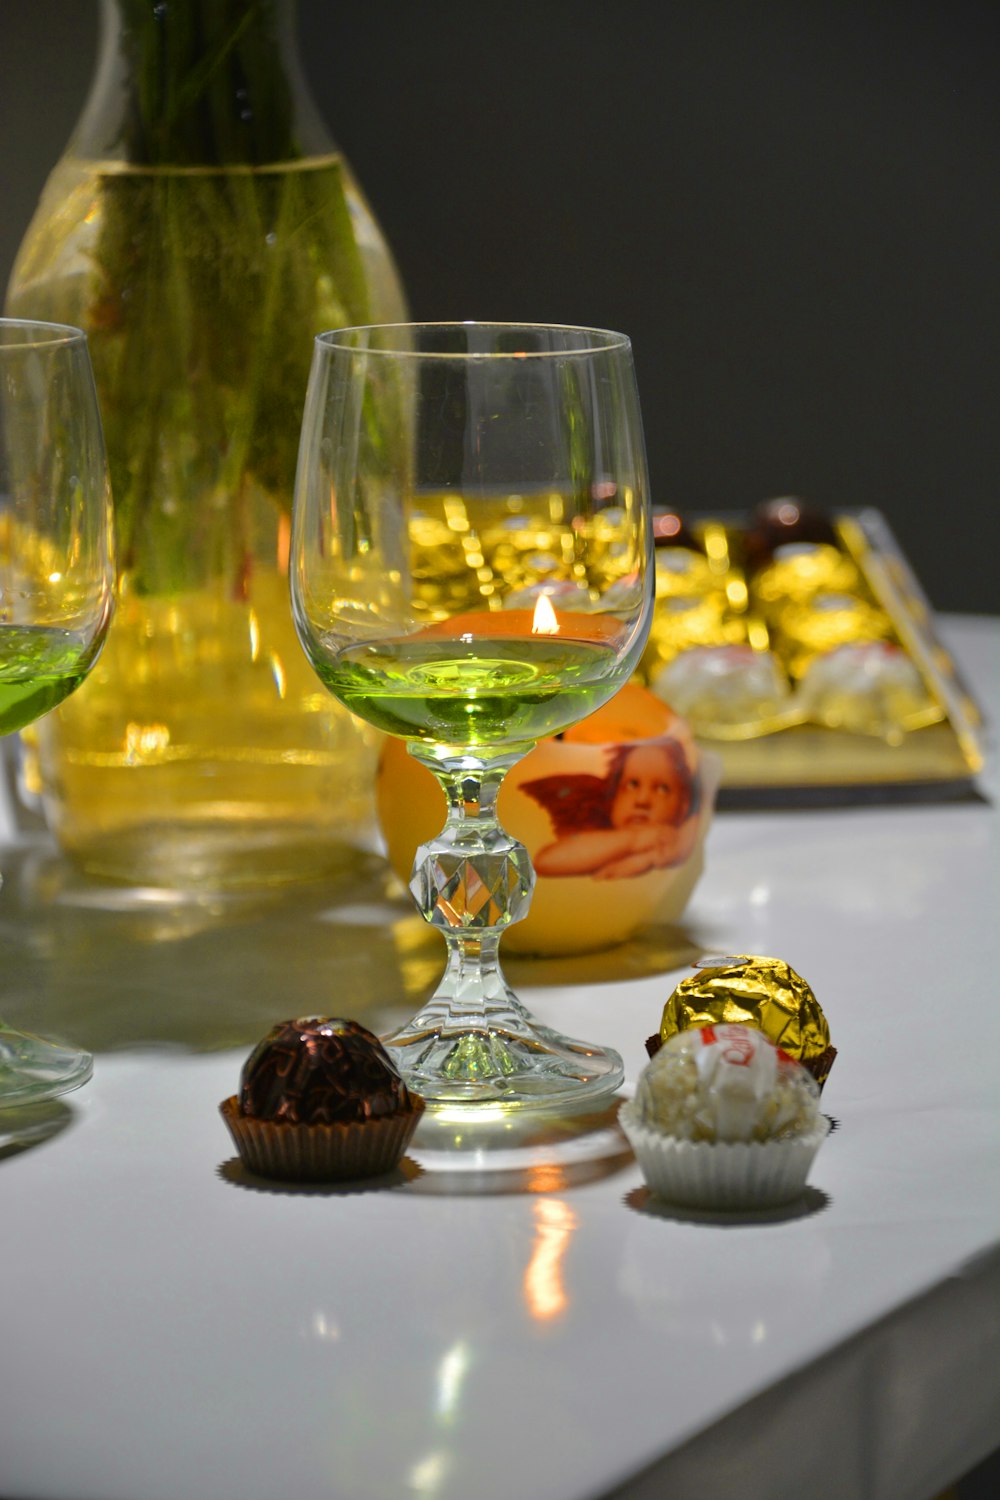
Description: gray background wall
xmin=1 ymin=0 xmax=997 ymax=614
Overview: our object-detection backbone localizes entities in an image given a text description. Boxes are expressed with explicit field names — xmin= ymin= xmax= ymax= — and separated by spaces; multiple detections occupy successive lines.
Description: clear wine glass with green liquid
xmin=0 ymin=320 xmax=115 ymax=1106
xmin=291 ymin=323 xmax=653 ymax=1110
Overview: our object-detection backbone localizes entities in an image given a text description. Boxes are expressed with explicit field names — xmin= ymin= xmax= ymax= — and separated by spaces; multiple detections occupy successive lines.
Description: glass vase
xmin=4 ymin=0 xmax=407 ymax=889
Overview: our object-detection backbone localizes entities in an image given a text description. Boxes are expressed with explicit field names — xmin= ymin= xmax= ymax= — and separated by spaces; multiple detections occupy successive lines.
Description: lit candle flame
xmin=530 ymin=593 xmax=559 ymax=635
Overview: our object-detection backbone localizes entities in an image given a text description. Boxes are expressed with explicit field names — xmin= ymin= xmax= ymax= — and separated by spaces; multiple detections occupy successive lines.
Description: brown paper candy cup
xmin=220 ymin=1095 xmax=425 ymax=1182
xmin=801 ymin=1044 xmax=837 ymax=1089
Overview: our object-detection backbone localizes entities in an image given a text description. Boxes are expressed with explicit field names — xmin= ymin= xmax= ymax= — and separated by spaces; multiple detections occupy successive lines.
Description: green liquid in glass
xmin=318 ymin=635 xmax=621 ymax=747
xmin=0 ymin=625 xmax=93 ymax=736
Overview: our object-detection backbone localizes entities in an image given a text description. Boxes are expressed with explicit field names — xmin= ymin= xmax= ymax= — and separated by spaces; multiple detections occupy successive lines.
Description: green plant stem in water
xmin=116 ymin=0 xmax=297 ymax=166
xmin=83 ymin=1 xmax=373 ymax=595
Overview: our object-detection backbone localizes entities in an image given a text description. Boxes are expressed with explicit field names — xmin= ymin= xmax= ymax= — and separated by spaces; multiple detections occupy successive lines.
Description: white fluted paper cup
xmin=619 ymin=1099 xmax=830 ymax=1210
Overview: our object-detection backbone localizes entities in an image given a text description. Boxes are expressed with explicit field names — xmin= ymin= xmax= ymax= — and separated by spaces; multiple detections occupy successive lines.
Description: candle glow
xmin=419 ymin=605 xmax=627 ymax=647
xmin=531 ymin=594 xmax=560 ymax=635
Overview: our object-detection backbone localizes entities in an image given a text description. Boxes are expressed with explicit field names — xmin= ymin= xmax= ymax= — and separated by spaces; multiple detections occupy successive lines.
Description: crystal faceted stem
xmin=382 ymin=747 xmax=625 ymax=1108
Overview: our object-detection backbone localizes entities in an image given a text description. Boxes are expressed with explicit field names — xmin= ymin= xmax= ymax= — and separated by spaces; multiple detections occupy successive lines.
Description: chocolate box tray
xmin=644 ymin=507 xmax=986 ymax=806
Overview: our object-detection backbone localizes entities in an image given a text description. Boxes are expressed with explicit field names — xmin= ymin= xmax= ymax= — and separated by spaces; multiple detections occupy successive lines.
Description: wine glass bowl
xmin=291 ymin=323 xmax=653 ymax=1109
xmin=1 ymin=319 xmax=115 ymax=1105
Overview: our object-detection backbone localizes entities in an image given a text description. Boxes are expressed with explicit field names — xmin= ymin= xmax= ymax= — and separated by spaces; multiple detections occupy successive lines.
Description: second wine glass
xmin=291 ymin=323 xmax=653 ymax=1110
xmin=1 ymin=319 xmax=115 ymax=1106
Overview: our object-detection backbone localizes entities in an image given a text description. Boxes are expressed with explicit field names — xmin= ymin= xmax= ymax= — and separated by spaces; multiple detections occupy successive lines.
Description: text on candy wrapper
xmin=700 ymin=1022 xmax=795 ymax=1069
xmin=700 ymin=1023 xmax=759 ymax=1067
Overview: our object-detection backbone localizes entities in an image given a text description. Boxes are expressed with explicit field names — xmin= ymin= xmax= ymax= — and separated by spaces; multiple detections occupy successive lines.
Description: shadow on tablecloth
xmin=0 ymin=841 xmax=703 ymax=1056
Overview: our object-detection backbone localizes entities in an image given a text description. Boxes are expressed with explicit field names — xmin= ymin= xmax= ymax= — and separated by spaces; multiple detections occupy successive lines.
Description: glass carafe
xmin=5 ymin=0 xmax=407 ymax=888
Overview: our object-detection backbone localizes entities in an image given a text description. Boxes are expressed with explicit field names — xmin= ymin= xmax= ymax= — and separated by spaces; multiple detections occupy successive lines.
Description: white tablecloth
xmin=1 ymin=616 xmax=997 ymax=1500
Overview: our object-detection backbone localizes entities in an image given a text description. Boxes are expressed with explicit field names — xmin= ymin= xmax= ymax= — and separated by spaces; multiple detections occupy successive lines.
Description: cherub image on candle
xmin=521 ymin=736 xmax=702 ymax=881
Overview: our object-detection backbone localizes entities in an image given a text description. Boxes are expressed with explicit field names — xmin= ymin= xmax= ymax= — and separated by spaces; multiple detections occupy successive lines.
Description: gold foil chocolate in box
xmin=651 ymin=510 xmax=720 ymax=598
xmin=641 ymin=514 xmax=746 ymax=681
xmin=743 ymin=498 xmax=861 ymax=607
xmin=643 ymin=500 xmax=983 ymax=797
xmin=643 ymin=592 xmax=746 ymax=674
xmin=652 ymin=643 xmax=800 ymax=737
xmin=644 ymin=509 xmax=800 ymax=739
xmin=769 ymin=591 xmax=893 ymax=681
xmin=795 ymin=640 xmax=942 ymax=741
xmin=407 ymin=490 xmax=635 ymax=619
xmin=752 ymin=544 xmax=862 ymax=608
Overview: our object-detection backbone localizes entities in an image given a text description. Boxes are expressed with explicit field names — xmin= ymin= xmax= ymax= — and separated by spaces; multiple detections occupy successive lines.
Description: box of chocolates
xmin=641 ymin=499 xmax=984 ymax=801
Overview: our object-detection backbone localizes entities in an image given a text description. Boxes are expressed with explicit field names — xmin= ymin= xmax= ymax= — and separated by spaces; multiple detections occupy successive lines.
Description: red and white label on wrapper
xmin=690 ymin=1024 xmax=795 ymax=1141
xmin=700 ymin=1023 xmax=795 ymax=1068
xmin=638 ymin=1021 xmax=821 ymax=1143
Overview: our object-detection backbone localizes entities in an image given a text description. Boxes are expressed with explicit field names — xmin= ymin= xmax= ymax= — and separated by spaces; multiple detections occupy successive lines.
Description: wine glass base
xmin=0 ymin=1025 xmax=93 ymax=1109
xmin=382 ymin=1019 xmax=624 ymax=1113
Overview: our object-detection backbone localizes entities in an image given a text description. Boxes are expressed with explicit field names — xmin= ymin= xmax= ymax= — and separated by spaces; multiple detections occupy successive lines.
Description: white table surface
xmin=1 ymin=616 xmax=997 ymax=1500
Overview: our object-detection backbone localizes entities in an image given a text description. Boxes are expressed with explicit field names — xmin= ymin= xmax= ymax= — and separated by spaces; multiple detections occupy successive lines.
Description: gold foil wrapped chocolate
xmin=408 ymin=492 xmax=638 ymax=621
xmin=797 ymin=640 xmax=941 ymax=741
xmin=654 ymin=545 xmax=718 ymax=599
xmin=753 ymin=542 xmax=861 ymax=607
xmin=657 ymin=954 xmax=836 ymax=1086
xmin=652 ymin=644 xmax=800 ymax=738
xmin=642 ymin=590 xmax=744 ymax=678
xmin=771 ymin=591 xmax=891 ymax=680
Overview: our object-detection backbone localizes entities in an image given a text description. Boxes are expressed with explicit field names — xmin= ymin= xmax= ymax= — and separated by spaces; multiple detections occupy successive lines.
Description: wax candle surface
xmin=419 ymin=607 xmax=628 ymax=646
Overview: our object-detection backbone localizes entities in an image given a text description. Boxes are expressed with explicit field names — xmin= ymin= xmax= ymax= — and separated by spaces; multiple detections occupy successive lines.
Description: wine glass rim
xmin=0 ymin=318 xmax=89 ymax=352
xmin=314 ymin=321 xmax=633 ymax=358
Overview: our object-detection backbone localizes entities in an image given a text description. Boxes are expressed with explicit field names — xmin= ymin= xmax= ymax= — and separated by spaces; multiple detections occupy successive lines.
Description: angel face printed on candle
xmin=521 ymin=735 xmax=701 ymax=881
xmin=610 ymin=742 xmax=690 ymax=829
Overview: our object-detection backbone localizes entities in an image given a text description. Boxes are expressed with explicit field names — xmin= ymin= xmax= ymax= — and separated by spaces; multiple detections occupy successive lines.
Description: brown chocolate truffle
xmin=221 ymin=1018 xmax=424 ymax=1181
xmin=743 ymin=496 xmax=839 ymax=573
xmin=240 ymin=1017 xmax=414 ymax=1125
xmin=652 ymin=509 xmax=702 ymax=552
